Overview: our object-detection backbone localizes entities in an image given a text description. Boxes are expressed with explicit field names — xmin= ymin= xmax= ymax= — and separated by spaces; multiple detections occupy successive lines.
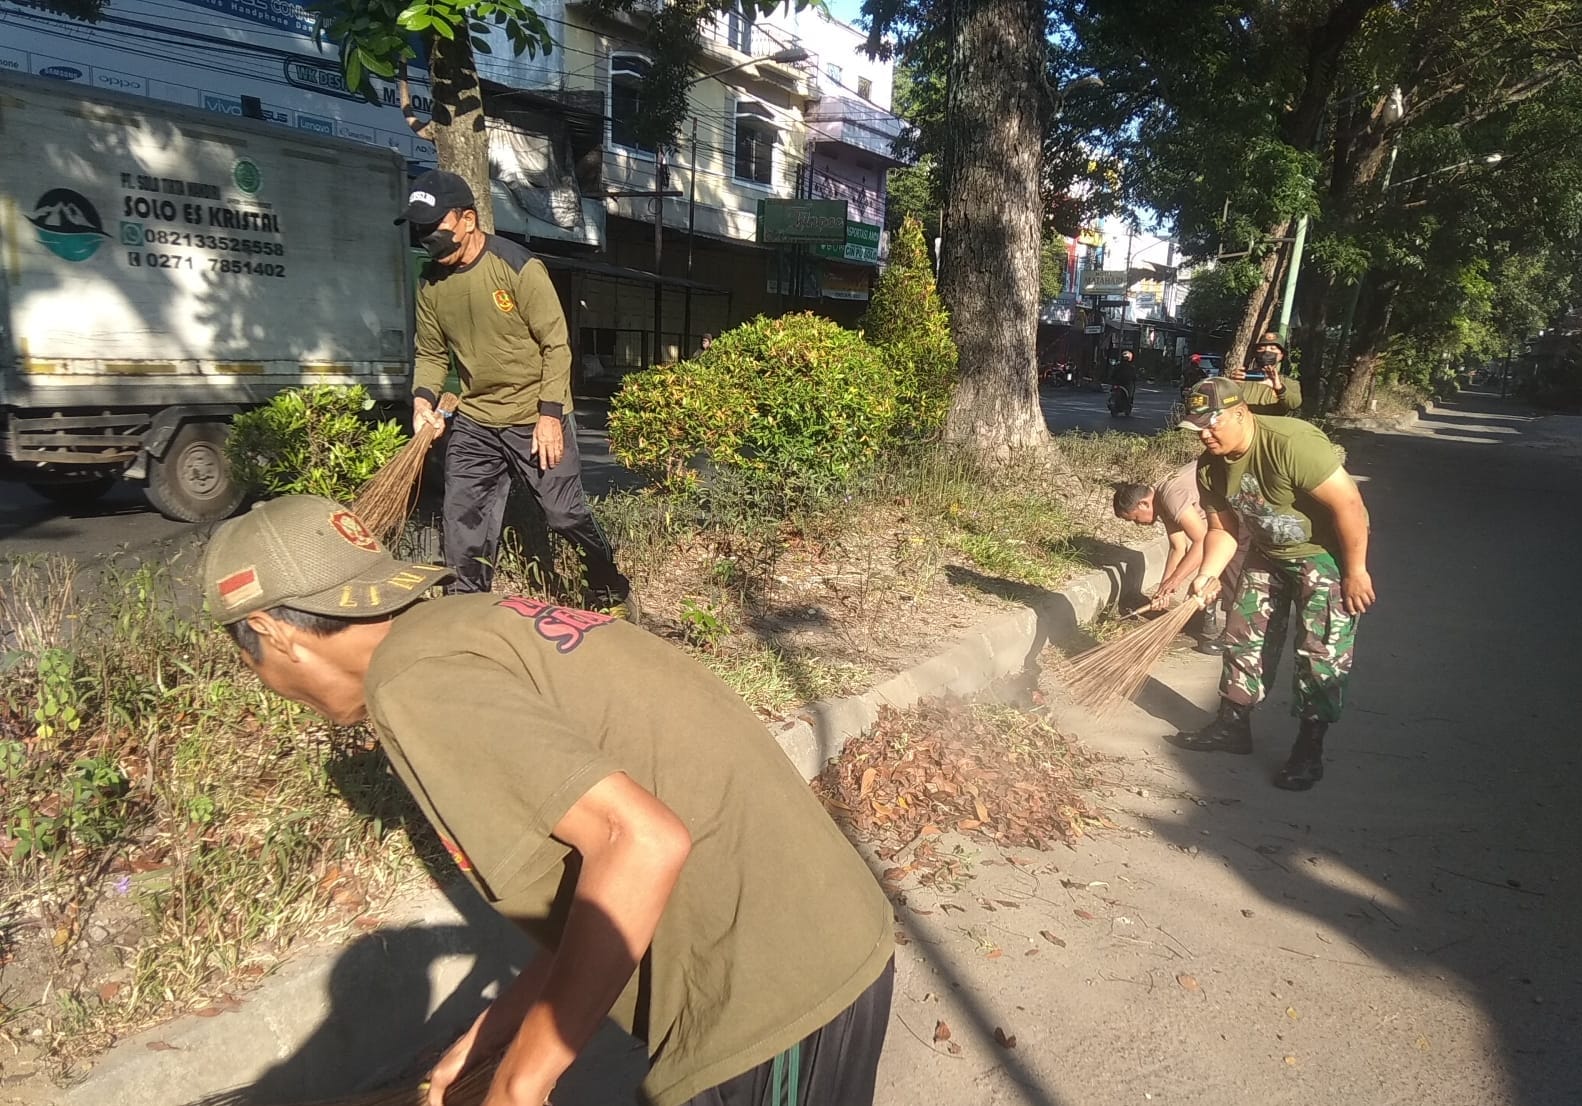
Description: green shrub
xmin=609 ymin=313 xmax=898 ymax=492
xmin=862 ymin=215 xmax=958 ymax=435
xmin=226 ymin=385 xmax=408 ymax=503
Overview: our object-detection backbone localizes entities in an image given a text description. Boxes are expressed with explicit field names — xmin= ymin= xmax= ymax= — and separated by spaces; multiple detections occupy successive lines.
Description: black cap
xmin=395 ymin=170 xmax=475 ymax=226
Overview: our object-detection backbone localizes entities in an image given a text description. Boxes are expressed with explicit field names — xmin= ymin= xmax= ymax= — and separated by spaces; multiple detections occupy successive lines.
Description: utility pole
xmin=683 ymin=115 xmax=698 ymax=357
xmin=1275 ymin=214 xmax=1309 ymax=341
xmin=652 ymin=144 xmax=666 ymax=367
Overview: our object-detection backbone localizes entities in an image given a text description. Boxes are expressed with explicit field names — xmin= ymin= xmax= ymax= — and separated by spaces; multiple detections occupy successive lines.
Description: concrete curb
xmin=772 ymin=538 xmax=1169 ymax=780
xmin=56 ymin=536 xmax=1168 ymax=1106
xmin=1328 ymin=399 xmax=1436 ymax=433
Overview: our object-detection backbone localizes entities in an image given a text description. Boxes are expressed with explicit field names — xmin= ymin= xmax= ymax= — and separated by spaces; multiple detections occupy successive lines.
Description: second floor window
xmin=726 ymin=4 xmax=755 ymax=53
xmin=826 ymin=63 xmax=843 ymax=86
xmin=857 ymin=76 xmax=873 ymax=101
xmin=734 ymin=101 xmax=777 ymax=186
xmin=610 ymin=54 xmax=654 ymax=155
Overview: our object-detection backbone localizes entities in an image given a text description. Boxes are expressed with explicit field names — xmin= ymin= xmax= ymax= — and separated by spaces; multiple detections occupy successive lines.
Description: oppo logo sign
xmin=39 ymin=65 xmax=84 ymax=81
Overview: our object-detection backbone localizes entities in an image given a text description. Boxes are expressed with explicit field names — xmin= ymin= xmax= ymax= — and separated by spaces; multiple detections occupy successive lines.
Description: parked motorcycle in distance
xmin=1039 ymin=360 xmax=1077 ymax=388
xmin=1108 ymin=382 xmax=1135 ymax=417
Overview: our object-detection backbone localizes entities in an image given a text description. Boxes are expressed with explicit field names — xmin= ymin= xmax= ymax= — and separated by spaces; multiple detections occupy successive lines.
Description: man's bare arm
xmin=1190 ymin=509 xmax=1240 ymax=603
xmin=453 ymin=773 xmax=691 ymax=1106
xmin=1307 ymin=469 xmax=1375 ymax=614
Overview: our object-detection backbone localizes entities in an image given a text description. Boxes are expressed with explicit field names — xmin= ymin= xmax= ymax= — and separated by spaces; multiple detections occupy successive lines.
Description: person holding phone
xmin=1228 ymin=331 xmax=1303 ymax=415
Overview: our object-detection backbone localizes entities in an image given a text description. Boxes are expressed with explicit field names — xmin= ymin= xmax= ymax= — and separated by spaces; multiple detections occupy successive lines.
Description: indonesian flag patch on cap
xmin=217 ymin=566 xmax=263 ymax=609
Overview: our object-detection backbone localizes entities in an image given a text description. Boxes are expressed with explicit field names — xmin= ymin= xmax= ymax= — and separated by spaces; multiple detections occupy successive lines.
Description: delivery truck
xmin=0 ymin=70 xmax=413 ymax=522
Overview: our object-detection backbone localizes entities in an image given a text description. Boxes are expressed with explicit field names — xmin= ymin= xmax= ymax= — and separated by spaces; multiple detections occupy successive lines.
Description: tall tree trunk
xmin=429 ymin=32 xmax=494 ymax=233
xmin=1224 ymin=224 xmax=1288 ymax=372
xmin=1335 ymin=277 xmax=1399 ymax=413
xmin=938 ymin=0 xmax=1047 ymax=460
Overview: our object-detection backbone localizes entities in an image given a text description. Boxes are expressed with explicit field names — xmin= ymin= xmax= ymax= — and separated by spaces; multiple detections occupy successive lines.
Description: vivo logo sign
xmin=203 ymin=92 xmax=244 ymax=116
xmin=39 ymin=66 xmax=84 ymax=80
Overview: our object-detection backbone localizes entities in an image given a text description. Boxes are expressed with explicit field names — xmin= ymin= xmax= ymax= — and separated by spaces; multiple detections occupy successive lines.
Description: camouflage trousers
xmin=1219 ymin=551 xmax=1359 ymax=723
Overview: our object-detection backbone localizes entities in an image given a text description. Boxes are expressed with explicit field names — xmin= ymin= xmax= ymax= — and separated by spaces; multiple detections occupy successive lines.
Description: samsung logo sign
xmin=39 ymin=65 xmax=84 ymax=80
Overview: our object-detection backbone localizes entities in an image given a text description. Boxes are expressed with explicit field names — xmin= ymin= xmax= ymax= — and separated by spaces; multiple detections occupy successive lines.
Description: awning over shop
xmin=537 ymin=254 xmax=729 ymax=295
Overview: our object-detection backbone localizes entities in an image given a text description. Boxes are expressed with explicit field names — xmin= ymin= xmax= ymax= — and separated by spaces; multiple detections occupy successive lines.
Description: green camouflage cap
xmin=1181 ymin=377 xmax=1247 ymax=428
xmin=200 ymin=495 xmax=452 ymax=625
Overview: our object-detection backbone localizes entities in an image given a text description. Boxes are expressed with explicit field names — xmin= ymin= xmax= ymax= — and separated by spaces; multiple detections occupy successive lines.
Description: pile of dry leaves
xmin=814 ymin=697 xmax=1111 ymax=882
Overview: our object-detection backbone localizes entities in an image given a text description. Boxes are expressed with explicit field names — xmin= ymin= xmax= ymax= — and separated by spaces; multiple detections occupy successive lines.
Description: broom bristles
xmin=1052 ymin=599 xmax=1203 ymax=714
xmin=351 ymin=392 xmax=460 ymax=546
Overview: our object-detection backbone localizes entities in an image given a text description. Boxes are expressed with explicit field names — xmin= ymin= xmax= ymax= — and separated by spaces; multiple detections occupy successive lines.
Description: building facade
xmin=0 ymin=0 xmax=907 ymax=389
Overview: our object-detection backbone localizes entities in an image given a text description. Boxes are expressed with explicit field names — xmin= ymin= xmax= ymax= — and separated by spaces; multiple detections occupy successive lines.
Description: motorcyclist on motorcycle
xmin=1109 ymin=349 xmax=1138 ymax=417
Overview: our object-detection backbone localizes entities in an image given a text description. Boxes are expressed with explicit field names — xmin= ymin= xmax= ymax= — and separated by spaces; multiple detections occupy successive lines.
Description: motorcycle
xmin=1039 ymin=360 xmax=1077 ymax=388
xmin=1108 ymin=382 xmax=1135 ymax=418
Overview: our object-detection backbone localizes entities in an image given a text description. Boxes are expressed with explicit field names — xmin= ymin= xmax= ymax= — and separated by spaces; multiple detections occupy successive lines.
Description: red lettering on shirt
xmin=497 ymin=596 xmax=615 ymax=653
xmin=437 ymin=834 xmax=474 ymax=873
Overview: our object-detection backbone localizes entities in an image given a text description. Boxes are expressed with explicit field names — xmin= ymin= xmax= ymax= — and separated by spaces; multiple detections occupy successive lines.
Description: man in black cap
xmin=396 ymin=170 xmax=630 ymax=608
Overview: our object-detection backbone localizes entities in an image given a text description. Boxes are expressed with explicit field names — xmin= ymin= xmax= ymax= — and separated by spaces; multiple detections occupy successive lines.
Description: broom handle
xmin=1121 ymin=592 xmax=1208 ymax=620
xmin=437 ymin=392 xmax=460 ymax=416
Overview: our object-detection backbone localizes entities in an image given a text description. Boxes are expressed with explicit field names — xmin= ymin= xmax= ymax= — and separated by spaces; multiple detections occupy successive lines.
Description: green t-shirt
xmin=1239 ymin=377 xmax=1302 ymax=415
xmin=363 ymin=595 xmax=893 ymax=1106
xmin=1197 ymin=415 xmax=1342 ymax=560
xmin=413 ymin=235 xmax=573 ymax=428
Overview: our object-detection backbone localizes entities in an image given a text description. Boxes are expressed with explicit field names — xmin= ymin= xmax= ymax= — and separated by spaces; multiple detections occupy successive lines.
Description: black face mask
xmin=1256 ymin=349 xmax=1280 ymax=367
xmin=419 ymin=226 xmax=462 ymax=261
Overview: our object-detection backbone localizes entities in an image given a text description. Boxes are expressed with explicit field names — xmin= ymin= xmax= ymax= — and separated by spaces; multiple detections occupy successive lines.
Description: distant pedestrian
xmin=699 ymin=332 xmax=714 ymax=352
xmin=1112 ymin=460 xmax=1246 ymax=653
xmin=397 ymin=169 xmax=631 ymax=610
xmin=201 ymin=495 xmax=894 ymax=1106
xmin=1229 ymin=331 xmax=1303 ymax=414
xmin=1169 ymin=379 xmax=1375 ymax=791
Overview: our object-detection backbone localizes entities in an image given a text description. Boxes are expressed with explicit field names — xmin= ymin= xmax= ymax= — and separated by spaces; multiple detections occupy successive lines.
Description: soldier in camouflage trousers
xmin=1221 ymin=552 xmax=1358 ymax=723
xmin=1167 ymin=379 xmax=1376 ymax=791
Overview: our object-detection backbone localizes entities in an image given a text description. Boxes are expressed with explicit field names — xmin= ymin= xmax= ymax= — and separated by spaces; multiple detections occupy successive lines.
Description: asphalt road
xmin=1039 ymin=379 xmax=1180 ymax=434
xmin=0 ymin=416 xmax=636 ymax=562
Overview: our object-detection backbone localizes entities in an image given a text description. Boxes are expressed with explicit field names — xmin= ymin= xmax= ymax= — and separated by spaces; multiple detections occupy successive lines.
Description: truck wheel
xmin=145 ymin=421 xmax=245 ymax=523
xmin=27 ymin=475 xmax=117 ymax=507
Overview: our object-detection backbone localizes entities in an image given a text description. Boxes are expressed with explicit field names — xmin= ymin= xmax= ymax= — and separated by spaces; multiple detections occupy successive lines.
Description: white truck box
xmin=0 ymin=69 xmax=413 ymax=521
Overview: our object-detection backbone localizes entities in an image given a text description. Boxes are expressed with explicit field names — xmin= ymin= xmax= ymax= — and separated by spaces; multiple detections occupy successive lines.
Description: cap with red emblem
xmin=200 ymin=495 xmax=452 ymax=625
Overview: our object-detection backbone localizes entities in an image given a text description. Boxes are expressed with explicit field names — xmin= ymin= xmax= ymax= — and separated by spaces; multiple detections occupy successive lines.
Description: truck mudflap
xmin=127 ymin=405 xmax=243 ymax=480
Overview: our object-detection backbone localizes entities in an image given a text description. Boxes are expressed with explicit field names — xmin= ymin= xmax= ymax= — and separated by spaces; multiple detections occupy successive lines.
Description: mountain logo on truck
xmin=26 ymin=188 xmax=110 ymax=262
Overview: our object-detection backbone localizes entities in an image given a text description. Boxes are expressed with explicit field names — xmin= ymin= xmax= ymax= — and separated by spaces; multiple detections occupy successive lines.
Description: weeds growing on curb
xmin=0 ymin=556 xmax=435 ymax=1074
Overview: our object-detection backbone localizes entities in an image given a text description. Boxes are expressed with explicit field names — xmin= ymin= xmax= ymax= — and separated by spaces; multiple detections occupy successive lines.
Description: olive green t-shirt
xmin=413 ymin=234 xmax=572 ymax=428
xmin=1197 ymin=415 xmax=1342 ymax=560
xmin=363 ymin=595 xmax=893 ymax=1106
xmin=1239 ymin=377 xmax=1302 ymax=415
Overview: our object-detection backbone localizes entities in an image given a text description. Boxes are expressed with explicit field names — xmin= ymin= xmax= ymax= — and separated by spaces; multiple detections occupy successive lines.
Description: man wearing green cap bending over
xmin=1168 ymin=379 xmax=1375 ymax=791
xmin=200 ymin=496 xmax=893 ymax=1106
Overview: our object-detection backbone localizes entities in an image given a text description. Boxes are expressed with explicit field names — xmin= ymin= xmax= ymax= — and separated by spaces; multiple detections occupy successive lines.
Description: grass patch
xmin=0 ymin=556 xmax=435 ymax=1073
xmin=1369 ymin=379 xmax=1431 ymax=420
xmin=1055 ymin=427 xmax=1203 ymax=487
xmin=702 ymin=645 xmax=872 ymax=717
